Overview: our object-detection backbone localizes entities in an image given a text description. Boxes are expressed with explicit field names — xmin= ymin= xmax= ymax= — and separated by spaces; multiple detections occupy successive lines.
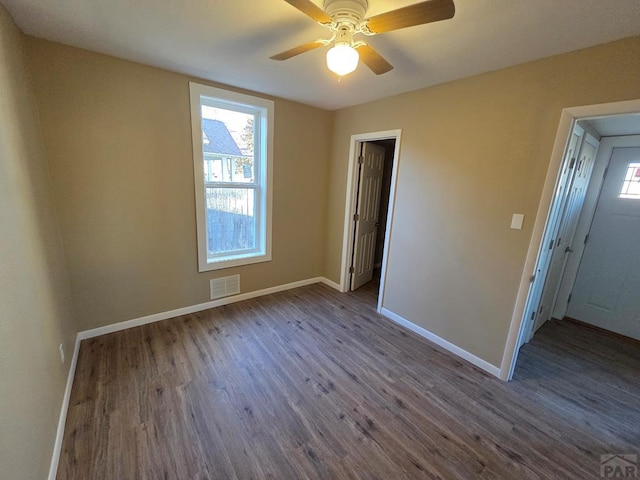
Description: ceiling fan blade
xmin=270 ymin=40 xmax=326 ymax=61
xmin=282 ymin=0 xmax=333 ymax=23
xmin=365 ymin=0 xmax=455 ymax=34
xmin=356 ymin=44 xmax=393 ymax=75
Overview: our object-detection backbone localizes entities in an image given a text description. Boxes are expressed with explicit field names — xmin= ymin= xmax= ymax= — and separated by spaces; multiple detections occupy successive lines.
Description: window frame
xmin=189 ymin=82 xmax=274 ymax=272
xmin=619 ymin=161 xmax=640 ymax=199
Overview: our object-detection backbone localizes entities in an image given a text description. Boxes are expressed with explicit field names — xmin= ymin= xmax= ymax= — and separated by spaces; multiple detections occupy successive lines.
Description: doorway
xmin=339 ymin=130 xmax=402 ymax=312
xmin=521 ymin=129 xmax=640 ymax=345
xmin=349 ymin=140 xmax=394 ymax=292
xmin=503 ymin=100 xmax=640 ymax=380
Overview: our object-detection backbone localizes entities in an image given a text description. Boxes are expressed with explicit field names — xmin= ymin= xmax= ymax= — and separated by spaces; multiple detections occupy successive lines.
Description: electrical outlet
xmin=59 ymin=343 xmax=65 ymax=364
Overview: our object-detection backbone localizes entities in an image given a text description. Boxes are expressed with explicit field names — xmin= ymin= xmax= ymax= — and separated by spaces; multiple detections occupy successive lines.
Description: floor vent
xmin=210 ymin=274 xmax=240 ymax=300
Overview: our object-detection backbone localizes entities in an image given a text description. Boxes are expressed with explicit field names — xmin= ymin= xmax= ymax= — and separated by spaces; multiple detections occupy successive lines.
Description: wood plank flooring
xmin=57 ymin=282 xmax=640 ymax=479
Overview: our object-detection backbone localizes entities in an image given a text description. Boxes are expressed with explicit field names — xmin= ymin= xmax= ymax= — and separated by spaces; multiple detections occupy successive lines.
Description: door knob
xmin=564 ymin=246 xmax=574 ymax=253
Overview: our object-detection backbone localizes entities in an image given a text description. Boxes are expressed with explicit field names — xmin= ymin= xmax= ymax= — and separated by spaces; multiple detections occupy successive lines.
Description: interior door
xmin=351 ymin=142 xmax=385 ymax=290
xmin=567 ymin=147 xmax=640 ymax=340
xmin=519 ymin=124 xmax=584 ymax=346
xmin=533 ymin=133 xmax=599 ymax=331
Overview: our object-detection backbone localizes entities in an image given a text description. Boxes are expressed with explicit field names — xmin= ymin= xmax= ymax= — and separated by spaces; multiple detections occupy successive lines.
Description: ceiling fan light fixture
xmin=326 ymin=42 xmax=359 ymax=76
xmin=273 ymin=0 xmax=456 ymax=76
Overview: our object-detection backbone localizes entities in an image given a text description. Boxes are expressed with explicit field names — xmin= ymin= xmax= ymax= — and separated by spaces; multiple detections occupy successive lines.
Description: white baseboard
xmin=320 ymin=277 xmax=341 ymax=291
xmin=380 ymin=308 xmax=501 ymax=378
xmin=78 ymin=277 xmax=340 ymax=340
xmin=48 ymin=335 xmax=81 ymax=480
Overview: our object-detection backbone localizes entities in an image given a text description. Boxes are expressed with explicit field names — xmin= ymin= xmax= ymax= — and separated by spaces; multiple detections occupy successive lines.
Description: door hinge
xmin=353 ymin=213 xmax=360 ymax=221
xmin=556 ymin=237 xmax=562 ymax=247
xmin=584 ymin=234 xmax=589 ymax=245
xmin=548 ymin=239 xmax=554 ymax=250
xmin=349 ymin=266 xmax=355 ymax=274
xmin=539 ymin=304 xmax=544 ymax=314
xmin=357 ymin=156 xmax=364 ymax=165
xmin=603 ymin=167 xmax=608 ymax=179
xmin=567 ymin=293 xmax=572 ymax=304
xmin=529 ymin=273 xmax=536 ymax=283
xmin=569 ymin=157 xmax=576 ymax=169
xmin=530 ymin=311 xmax=536 ymax=321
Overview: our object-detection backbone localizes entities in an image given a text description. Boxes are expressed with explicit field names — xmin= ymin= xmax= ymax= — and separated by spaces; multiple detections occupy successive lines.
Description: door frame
xmin=339 ymin=129 xmax=402 ymax=313
xmin=500 ymin=99 xmax=640 ymax=381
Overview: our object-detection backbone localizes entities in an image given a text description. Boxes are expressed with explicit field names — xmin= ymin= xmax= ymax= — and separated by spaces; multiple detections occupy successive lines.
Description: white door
xmin=567 ymin=147 xmax=640 ymax=340
xmin=351 ymin=142 xmax=385 ymax=290
xmin=533 ymin=133 xmax=599 ymax=331
xmin=519 ymin=124 xmax=585 ymax=347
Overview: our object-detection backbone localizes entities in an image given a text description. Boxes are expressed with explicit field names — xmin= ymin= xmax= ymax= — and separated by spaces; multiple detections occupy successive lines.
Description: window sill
xmin=198 ymin=251 xmax=271 ymax=272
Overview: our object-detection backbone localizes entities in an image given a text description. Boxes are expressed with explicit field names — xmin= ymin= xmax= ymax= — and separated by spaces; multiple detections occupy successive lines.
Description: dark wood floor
xmin=57 ymin=282 xmax=640 ymax=479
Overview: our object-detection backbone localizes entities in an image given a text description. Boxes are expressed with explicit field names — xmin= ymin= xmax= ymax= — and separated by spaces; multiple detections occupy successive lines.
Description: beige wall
xmin=326 ymin=36 xmax=640 ymax=367
xmin=27 ymin=38 xmax=333 ymax=331
xmin=0 ymin=5 xmax=78 ymax=479
xmin=5 ymin=7 xmax=639 ymax=477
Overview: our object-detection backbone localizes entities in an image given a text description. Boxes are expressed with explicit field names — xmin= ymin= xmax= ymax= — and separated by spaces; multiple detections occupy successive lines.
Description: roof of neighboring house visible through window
xmin=202 ymin=119 xmax=243 ymax=156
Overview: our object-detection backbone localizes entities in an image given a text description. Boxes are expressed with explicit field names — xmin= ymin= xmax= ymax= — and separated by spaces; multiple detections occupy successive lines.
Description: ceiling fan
xmin=270 ymin=0 xmax=455 ymax=76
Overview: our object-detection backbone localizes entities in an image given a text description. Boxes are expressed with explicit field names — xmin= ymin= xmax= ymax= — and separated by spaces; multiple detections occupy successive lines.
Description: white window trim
xmin=189 ymin=82 xmax=274 ymax=272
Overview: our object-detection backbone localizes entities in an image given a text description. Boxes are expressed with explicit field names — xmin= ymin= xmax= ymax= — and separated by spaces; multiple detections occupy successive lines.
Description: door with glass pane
xmin=567 ymin=147 xmax=640 ymax=340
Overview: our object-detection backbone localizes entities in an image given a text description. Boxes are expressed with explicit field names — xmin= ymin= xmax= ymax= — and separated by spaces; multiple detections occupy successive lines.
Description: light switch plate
xmin=511 ymin=214 xmax=525 ymax=230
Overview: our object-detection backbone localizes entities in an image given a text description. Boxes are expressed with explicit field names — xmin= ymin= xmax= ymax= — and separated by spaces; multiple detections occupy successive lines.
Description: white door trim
xmin=500 ymin=99 xmax=640 ymax=381
xmin=339 ymin=130 xmax=402 ymax=314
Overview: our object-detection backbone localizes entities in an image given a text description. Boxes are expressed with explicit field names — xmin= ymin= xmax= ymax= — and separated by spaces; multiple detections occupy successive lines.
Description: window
xmin=619 ymin=162 xmax=640 ymax=199
xmin=189 ymin=83 xmax=273 ymax=271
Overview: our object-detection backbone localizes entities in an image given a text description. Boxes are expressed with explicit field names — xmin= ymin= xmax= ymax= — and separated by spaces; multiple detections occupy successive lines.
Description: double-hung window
xmin=189 ymin=83 xmax=273 ymax=271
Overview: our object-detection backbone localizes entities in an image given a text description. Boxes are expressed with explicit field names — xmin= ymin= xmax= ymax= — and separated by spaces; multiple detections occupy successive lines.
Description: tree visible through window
xmin=190 ymin=83 xmax=273 ymax=271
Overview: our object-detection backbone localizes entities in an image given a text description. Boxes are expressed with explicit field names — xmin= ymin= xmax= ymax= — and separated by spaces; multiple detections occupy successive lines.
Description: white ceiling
xmin=3 ymin=0 xmax=640 ymax=110
xmin=585 ymin=115 xmax=640 ymax=137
